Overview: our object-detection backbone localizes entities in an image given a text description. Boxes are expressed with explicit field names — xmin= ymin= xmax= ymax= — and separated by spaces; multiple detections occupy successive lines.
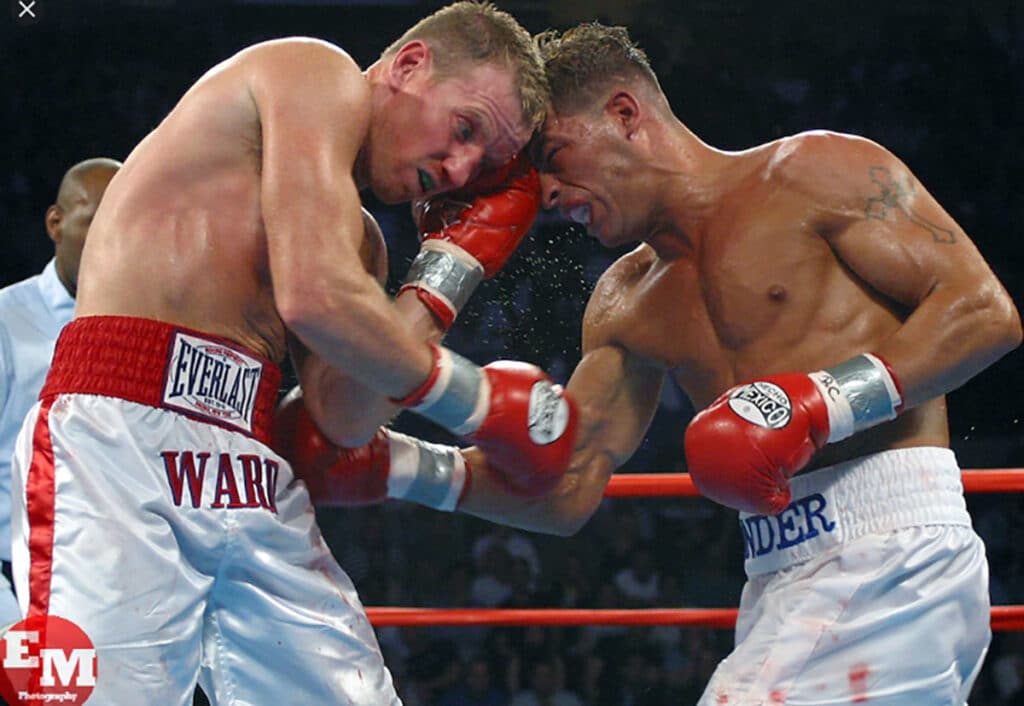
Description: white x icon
xmin=18 ymin=1 xmax=36 ymax=18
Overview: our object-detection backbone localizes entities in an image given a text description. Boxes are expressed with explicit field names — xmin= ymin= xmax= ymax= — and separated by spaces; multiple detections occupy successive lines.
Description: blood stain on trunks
xmin=849 ymin=662 xmax=870 ymax=702
xmin=716 ymin=692 xmax=729 ymax=704
xmin=769 ymin=689 xmax=786 ymax=703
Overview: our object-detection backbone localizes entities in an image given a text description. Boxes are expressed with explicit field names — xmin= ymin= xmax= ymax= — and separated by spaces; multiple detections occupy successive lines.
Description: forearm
xmin=457 ymin=446 xmax=612 ymax=537
xmin=285 ymin=278 xmax=435 ymax=401
xmin=876 ymin=283 xmax=1021 ymax=408
xmin=298 ymin=289 xmax=448 ymax=445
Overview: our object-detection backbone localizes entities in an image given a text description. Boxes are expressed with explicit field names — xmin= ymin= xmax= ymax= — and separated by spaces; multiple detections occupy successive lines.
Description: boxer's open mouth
xmin=568 ymin=204 xmax=591 ymax=226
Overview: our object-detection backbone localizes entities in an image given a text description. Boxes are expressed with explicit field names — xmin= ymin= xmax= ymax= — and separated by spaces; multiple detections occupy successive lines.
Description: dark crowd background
xmin=3 ymin=1 xmax=1024 ymax=703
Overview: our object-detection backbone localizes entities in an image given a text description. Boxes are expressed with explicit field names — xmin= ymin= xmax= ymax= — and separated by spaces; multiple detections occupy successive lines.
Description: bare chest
xmin=699 ymin=211 xmax=836 ymax=349
xmin=610 ymin=217 xmax=844 ymax=403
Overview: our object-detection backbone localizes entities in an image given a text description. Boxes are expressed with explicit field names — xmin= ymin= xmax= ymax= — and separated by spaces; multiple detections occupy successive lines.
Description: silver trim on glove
xmin=810 ymin=353 xmax=901 ymax=443
xmin=412 ymin=348 xmax=488 ymax=435
xmin=387 ymin=430 xmax=467 ymax=512
xmin=404 ymin=241 xmax=485 ymax=316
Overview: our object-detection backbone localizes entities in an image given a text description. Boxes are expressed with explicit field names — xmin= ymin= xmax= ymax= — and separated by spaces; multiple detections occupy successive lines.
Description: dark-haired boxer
xmin=434 ymin=22 xmax=1017 ymax=706
xmin=8 ymin=4 xmax=575 ymax=705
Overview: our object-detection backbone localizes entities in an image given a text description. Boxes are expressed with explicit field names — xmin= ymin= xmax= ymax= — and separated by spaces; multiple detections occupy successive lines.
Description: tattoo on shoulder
xmin=864 ymin=166 xmax=956 ymax=244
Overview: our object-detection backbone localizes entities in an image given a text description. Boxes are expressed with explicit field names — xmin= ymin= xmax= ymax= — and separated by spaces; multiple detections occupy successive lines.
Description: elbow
xmin=534 ymin=453 xmax=616 ymax=537
xmin=550 ymin=514 xmax=589 ymax=538
xmin=1003 ymin=302 xmax=1023 ymax=351
xmin=277 ymin=285 xmax=362 ymax=357
xmin=988 ymin=288 xmax=1023 ymax=356
xmin=277 ymin=270 xmax=380 ymax=349
xmin=948 ymin=284 xmax=1024 ymax=362
xmin=523 ymin=515 xmax=585 ymax=538
xmin=1003 ymin=316 xmax=1023 ymax=356
xmin=538 ymin=475 xmax=602 ymax=537
xmin=276 ymin=286 xmax=329 ymax=340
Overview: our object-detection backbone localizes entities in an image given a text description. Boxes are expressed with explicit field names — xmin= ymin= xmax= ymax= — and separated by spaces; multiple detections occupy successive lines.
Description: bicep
xmin=251 ymin=41 xmax=371 ymax=310
xmin=825 ymin=157 xmax=993 ymax=308
xmin=817 ymin=147 xmax=1020 ymax=402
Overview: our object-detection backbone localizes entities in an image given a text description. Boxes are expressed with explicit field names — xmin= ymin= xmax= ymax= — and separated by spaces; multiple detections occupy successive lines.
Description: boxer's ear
xmin=45 ymin=205 xmax=63 ymax=244
xmin=388 ymin=40 xmax=432 ymax=89
xmin=606 ymin=90 xmax=641 ymax=139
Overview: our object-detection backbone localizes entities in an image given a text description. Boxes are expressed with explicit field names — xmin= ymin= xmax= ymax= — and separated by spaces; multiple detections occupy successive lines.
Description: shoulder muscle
xmin=246 ymin=38 xmax=370 ymax=155
xmin=582 ymin=244 xmax=654 ymax=353
xmin=769 ymin=131 xmax=913 ymax=215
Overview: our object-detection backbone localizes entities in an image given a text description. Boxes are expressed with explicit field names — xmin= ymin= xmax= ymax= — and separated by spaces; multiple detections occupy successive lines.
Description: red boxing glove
xmin=684 ymin=353 xmax=903 ymax=515
xmin=684 ymin=374 xmax=829 ymax=515
xmin=395 ymin=346 xmax=577 ymax=496
xmin=272 ymin=390 xmax=390 ymax=506
xmin=273 ymin=390 xmax=471 ymax=510
xmin=402 ymin=153 xmax=540 ymax=329
xmin=468 ymin=362 xmax=578 ymax=496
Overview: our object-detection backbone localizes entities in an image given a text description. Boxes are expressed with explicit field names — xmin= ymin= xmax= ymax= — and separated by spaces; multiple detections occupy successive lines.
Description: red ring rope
xmin=366 ymin=606 xmax=1024 ymax=630
xmin=603 ymin=469 xmax=1024 ymax=497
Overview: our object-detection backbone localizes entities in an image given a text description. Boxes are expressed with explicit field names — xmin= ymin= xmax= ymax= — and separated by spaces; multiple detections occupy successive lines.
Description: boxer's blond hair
xmin=383 ymin=1 xmax=548 ymax=132
xmin=536 ymin=22 xmax=667 ymax=116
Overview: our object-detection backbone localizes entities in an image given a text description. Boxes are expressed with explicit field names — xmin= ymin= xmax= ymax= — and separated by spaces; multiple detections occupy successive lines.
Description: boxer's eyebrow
xmin=474 ymin=110 xmax=529 ymax=171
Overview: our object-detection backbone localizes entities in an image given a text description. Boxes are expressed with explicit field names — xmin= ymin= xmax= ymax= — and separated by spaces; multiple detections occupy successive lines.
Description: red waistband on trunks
xmin=41 ymin=316 xmax=283 ymax=443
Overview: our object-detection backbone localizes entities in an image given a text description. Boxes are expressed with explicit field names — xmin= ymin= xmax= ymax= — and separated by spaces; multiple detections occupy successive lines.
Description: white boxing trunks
xmin=698 ymin=447 xmax=990 ymax=706
xmin=9 ymin=316 xmax=401 ymax=705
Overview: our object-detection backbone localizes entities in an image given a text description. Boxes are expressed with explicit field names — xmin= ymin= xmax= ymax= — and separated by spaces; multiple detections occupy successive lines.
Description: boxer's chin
xmin=361 ymin=168 xmax=404 ymax=205
xmin=369 ymin=181 xmax=405 ymax=206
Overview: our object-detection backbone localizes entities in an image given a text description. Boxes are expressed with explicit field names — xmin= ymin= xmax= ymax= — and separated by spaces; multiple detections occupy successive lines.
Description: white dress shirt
xmin=0 ymin=259 xmax=75 ymax=567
